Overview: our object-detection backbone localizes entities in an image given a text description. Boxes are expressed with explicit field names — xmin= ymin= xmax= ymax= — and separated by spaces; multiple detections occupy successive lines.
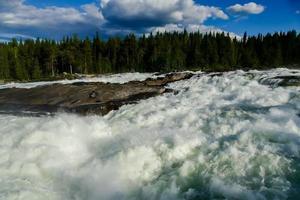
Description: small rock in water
xmin=277 ymin=76 xmax=300 ymax=87
xmin=173 ymin=90 xmax=180 ymax=95
xmin=89 ymin=91 xmax=97 ymax=98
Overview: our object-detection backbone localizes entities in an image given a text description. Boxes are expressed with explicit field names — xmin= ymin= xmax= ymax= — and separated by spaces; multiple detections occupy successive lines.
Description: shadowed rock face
xmin=0 ymin=72 xmax=193 ymax=116
xmin=274 ymin=76 xmax=300 ymax=87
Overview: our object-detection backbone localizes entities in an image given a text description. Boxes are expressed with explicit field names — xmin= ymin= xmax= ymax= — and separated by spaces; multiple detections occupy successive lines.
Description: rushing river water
xmin=0 ymin=69 xmax=300 ymax=200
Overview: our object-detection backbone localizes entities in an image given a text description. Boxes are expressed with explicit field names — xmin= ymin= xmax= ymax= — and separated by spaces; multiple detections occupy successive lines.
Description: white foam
xmin=0 ymin=73 xmax=156 ymax=89
xmin=0 ymin=69 xmax=299 ymax=200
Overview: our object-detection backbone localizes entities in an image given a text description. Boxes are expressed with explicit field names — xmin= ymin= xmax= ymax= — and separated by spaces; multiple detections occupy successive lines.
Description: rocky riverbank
xmin=0 ymin=72 xmax=193 ymax=116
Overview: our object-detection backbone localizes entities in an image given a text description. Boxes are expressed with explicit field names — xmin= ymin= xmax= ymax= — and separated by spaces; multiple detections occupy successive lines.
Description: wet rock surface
xmin=0 ymin=72 xmax=193 ymax=116
xmin=259 ymin=74 xmax=300 ymax=87
xmin=274 ymin=75 xmax=300 ymax=87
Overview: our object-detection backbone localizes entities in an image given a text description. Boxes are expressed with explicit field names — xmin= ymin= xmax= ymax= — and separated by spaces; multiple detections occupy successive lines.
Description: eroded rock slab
xmin=0 ymin=72 xmax=193 ymax=116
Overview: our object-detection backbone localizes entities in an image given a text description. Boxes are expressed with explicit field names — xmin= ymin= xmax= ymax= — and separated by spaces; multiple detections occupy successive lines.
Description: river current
xmin=0 ymin=69 xmax=299 ymax=200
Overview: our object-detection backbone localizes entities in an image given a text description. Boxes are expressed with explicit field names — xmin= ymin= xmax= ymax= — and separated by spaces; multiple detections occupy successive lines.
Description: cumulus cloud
xmin=0 ymin=33 xmax=35 ymax=40
xmin=98 ymin=0 xmax=233 ymax=37
xmin=0 ymin=0 xmax=104 ymax=39
xmin=227 ymin=2 xmax=265 ymax=15
xmin=100 ymin=0 xmax=228 ymax=30
xmin=148 ymin=24 xmax=240 ymax=39
xmin=0 ymin=33 xmax=36 ymax=43
xmin=0 ymin=1 xmax=104 ymax=27
xmin=0 ymin=0 xmax=23 ymax=10
xmin=0 ymin=0 xmax=233 ymax=39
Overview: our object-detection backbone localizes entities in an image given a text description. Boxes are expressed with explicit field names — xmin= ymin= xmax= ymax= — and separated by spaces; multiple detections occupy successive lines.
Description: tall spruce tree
xmin=32 ymin=58 xmax=41 ymax=80
xmin=0 ymin=46 xmax=10 ymax=79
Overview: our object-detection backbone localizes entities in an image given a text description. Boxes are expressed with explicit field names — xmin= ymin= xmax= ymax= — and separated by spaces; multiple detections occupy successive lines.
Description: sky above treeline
xmin=0 ymin=0 xmax=299 ymax=41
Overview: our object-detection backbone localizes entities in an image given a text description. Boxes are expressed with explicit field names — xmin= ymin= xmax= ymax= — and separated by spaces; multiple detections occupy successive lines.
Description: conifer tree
xmin=0 ymin=30 xmax=299 ymax=80
xmin=0 ymin=46 xmax=10 ymax=79
xmin=32 ymin=58 xmax=41 ymax=80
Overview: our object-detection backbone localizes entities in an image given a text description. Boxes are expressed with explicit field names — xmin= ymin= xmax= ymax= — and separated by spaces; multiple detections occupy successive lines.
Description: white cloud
xmin=100 ymin=0 xmax=228 ymax=28
xmin=0 ymin=1 xmax=104 ymax=28
xmin=81 ymin=3 xmax=105 ymax=24
xmin=0 ymin=0 xmax=233 ymax=39
xmin=0 ymin=0 xmax=23 ymax=10
xmin=227 ymin=2 xmax=265 ymax=15
xmin=0 ymin=33 xmax=36 ymax=43
xmin=148 ymin=24 xmax=240 ymax=39
xmin=0 ymin=33 xmax=35 ymax=39
xmin=0 ymin=0 xmax=104 ymax=39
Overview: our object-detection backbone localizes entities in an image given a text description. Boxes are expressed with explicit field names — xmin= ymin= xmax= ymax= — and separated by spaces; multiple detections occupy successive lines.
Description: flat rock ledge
xmin=0 ymin=72 xmax=193 ymax=116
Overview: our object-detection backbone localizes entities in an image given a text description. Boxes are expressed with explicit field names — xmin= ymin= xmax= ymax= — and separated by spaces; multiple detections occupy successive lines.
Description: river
xmin=0 ymin=69 xmax=299 ymax=200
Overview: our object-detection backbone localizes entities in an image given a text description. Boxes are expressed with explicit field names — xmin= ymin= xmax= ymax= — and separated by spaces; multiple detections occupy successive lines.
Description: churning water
xmin=0 ymin=69 xmax=300 ymax=200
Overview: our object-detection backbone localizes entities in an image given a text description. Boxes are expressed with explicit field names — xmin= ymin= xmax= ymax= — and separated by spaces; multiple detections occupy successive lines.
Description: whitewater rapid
xmin=0 ymin=69 xmax=299 ymax=200
xmin=0 ymin=72 xmax=157 ymax=89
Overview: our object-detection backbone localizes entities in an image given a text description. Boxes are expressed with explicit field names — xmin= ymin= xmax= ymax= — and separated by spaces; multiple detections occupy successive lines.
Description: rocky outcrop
xmin=0 ymin=72 xmax=193 ymax=116
xmin=259 ymin=75 xmax=300 ymax=87
xmin=274 ymin=75 xmax=300 ymax=87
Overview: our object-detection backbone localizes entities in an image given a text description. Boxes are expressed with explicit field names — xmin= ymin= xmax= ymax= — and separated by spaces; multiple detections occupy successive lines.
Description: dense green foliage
xmin=0 ymin=31 xmax=299 ymax=80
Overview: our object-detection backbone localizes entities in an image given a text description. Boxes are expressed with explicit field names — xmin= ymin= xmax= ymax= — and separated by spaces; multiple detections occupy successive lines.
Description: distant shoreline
xmin=1 ymin=65 xmax=299 ymax=84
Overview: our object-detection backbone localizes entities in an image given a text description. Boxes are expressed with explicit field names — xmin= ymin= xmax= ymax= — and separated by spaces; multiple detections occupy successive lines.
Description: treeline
xmin=0 ymin=30 xmax=299 ymax=80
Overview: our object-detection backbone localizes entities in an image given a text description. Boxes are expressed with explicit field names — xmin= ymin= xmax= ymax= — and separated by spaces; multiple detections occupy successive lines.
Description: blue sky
xmin=0 ymin=0 xmax=299 ymax=41
xmin=200 ymin=0 xmax=300 ymax=35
